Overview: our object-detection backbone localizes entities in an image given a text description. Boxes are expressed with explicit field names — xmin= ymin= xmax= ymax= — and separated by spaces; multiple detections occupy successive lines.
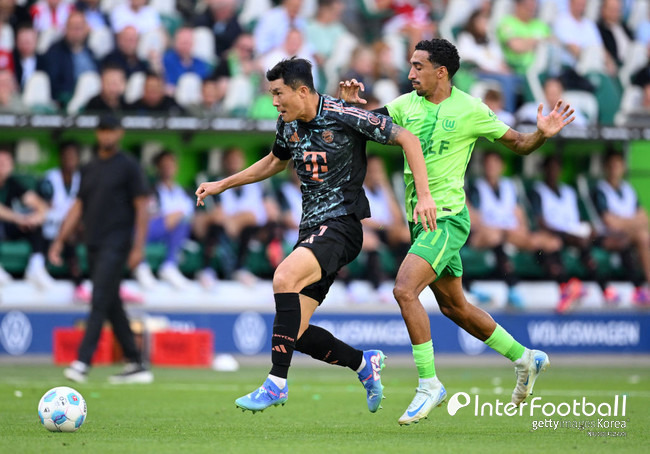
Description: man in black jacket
xmin=39 ymin=11 xmax=97 ymax=106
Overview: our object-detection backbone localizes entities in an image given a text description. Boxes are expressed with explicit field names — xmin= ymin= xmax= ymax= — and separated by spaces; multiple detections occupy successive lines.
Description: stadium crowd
xmin=0 ymin=0 xmax=649 ymax=310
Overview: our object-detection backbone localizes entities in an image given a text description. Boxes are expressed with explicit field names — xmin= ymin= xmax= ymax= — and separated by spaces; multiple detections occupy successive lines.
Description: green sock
xmin=484 ymin=325 xmax=526 ymax=362
xmin=412 ymin=340 xmax=436 ymax=379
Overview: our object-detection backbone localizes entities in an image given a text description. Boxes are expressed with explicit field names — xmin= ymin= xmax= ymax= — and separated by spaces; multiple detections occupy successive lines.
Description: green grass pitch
xmin=1 ymin=360 xmax=648 ymax=454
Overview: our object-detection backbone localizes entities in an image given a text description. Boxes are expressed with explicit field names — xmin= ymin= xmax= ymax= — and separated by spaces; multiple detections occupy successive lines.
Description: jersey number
xmin=302 ymin=225 xmax=328 ymax=244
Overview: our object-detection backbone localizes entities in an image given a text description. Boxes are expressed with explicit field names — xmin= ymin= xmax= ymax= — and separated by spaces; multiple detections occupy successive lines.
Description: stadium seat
xmin=489 ymin=0 xmax=513 ymax=34
xmin=576 ymin=45 xmax=606 ymax=76
xmin=627 ymin=0 xmax=649 ymax=32
xmin=88 ymin=26 xmax=115 ymax=60
xmin=222 ymin=74 xmax=254 ymax=116
xmin=100 ymin=0 xmax=122 ymax=13
xmin=36 ymin=28 xmax=62 ymax=55
xmin=192 ymin=26 xmax=216 ymax=65
xmin=439 ymin=0 xmax=475 ymax=42
xmin=124 ymin=71 xmax=146 ymax=103
xmin=137 ymin=28 xmax=168 ymax=61
xmin=538 ymin=0 xmax=557 ymax=24
xmin=576 ymin=174 xmax=605 ymax=235
xmin=238 ymin=0 xmax=272 ymax=30
xmin=15 ymin=139 xmax=41 ymax=166
xmin=66 ymin=71 xmax=102 ymax=115
xmin=0 ymin=24 xmax=14 ymax=51
xmin=619 ymin=41 xmax=648 ymax=87
xmin=323 ymin=31 xmax=358 ymax=94
xmin=614 ymin=85 xmax=644 ymax=125
xmin=372 ymin=78 xmax=399 ymax=107
xmin=525 ymin=42 xmax=551 ymax=103
xmin=175 ymin=73 xmax=203 ymax=107
xmin=563 ymin=90 xmax=599 ymax=125
xmin=22 ymin=71 xmax=56 ymax=110
xmin=149 ymin=0 xmax=178 ymax=16
xmin=585 ymin=0 xmax=602 ymax=22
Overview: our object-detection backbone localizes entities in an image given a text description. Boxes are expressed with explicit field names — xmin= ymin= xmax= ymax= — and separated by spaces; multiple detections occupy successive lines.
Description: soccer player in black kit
xmin=196 ymin=58 xmax=436 ymax=413
xmin=49 ymin=114 xmax=153 ymax=384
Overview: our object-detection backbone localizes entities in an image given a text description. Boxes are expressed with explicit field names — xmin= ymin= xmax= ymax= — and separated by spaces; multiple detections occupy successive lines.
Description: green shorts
xmin=408 ymin=205 xmax=471 ymax=280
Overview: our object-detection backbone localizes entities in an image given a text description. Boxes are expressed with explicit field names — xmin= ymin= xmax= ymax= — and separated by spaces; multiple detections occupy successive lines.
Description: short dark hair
xmin=266 ymin=57 xmax=316 ymax=92
xmin=0 ymin=143 xmax=14 ymax=156
xmin=543 ymin=154 xmax=561 ymax=169
xmin=482 ymin=150 xmax=503 ymax=163
xmin=603 ymin=148 xmax=624 ymax=164
xmin=59 ymin=140 xmax=81 ymax=154
xmin=100 ymin=62 xmax=126 ymax=75
xmin=153 ymin=149 xmax=175 ymax=167
xmin=414 ymin=39 xmax=460 ymax=78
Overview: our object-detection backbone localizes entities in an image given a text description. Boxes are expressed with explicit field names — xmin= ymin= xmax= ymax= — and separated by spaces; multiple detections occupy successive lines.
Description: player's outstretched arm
xmin=498 ymin=100 xmax=575 ymax=155
xmin=338 ymin=79 xmax=367 ymax=104
xmin=388 ymin=124 xmax=437 ymax=231
xmin=195 ymin=152 xmax=288 ymax=206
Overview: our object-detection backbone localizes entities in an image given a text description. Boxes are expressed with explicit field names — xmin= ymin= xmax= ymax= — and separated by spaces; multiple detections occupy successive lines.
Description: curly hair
xmin=414 ymin=39 xmax=461 ymax=78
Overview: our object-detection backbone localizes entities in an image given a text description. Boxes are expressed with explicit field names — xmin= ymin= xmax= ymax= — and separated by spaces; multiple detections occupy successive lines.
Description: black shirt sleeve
xmin=372 ymin=106 xmax=390 ymax=117
xmin=338 ymin=103 xmax=394 ymax=145
xmin=271 ymin=117 xmax=291 ymax=160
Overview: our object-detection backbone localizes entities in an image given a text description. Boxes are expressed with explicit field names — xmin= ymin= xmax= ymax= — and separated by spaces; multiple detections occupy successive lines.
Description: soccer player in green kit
xmin=340 ymin=38 xmax=576 ymax=425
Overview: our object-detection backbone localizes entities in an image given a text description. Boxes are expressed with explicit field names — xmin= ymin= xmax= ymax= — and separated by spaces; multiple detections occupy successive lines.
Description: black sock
xmin=269 ymin=293 xmax=301 ymax=379
xmin=296 ymin=325 xmax=363 ymax=371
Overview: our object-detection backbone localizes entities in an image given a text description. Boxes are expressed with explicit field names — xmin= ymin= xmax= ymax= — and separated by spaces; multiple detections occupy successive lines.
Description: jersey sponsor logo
xmin=303 ymin=151 xmax=328 ymax=182
xmin=322 ymin=130 xmax=334 ymax=143
xmin=441 ymin=119 xmax=456 ymax=131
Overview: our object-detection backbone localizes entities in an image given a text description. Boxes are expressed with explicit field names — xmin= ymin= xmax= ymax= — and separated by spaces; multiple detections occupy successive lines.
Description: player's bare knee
xmin=393 ymin=282 xmax=416 ymax=305
xmin=272 ymin=269 xmax=298 ymax=293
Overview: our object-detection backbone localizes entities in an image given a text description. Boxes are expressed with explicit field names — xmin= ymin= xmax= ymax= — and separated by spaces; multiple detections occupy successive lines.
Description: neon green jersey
xmin=386 ymin=87 xmax=509 ymax=218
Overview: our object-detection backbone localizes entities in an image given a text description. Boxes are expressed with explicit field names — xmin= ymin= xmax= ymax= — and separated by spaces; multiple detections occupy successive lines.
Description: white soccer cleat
xmin=512 ymin=349 xmax=550 ymax=405
xmin=63 ymin=361 xmax=88 ymax=384
xmin=398 ymin=376 xmax=447 ymax=425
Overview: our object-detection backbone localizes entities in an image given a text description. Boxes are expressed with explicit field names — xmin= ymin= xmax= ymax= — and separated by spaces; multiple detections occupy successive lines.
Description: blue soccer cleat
xmin=357 ymin=350 xmax=386 ymax=413
xmin=512 ymin=349 xmax=550 ymax=405
xmin=235 ymin=378 xmax=288 ymax=413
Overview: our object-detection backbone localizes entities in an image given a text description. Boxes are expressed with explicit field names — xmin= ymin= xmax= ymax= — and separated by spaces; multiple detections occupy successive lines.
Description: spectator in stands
xmin=467 ymin=151 xmax=562 ymax=308
xmin=192 ymin=0 xmax=242 ymax=58
xmin=0 ymin=70 xmax=27 ymax=113
xmin=253 ymin=0 xmax=306 ymax=56
xmin=194 ymin=147 xmax=279 ymax=287
xmin=516 ymin=77 xmax=589 ymax=126
xmin=553 ymin=0 xmax=611 ymax=72
xmin=110 ymin=0 xmax=161 ymax=34
xmin=74 ymin=0 xmax=109 ymax=31
xmin=379 ymin=0 xmax=436 ymax=55
xmin=134 ymin=150 xmax=193 ymax=290
xmin=1 ymin=0 xmax=31 ymax=31
xmin=83 ymin=63 xmax=127 ymax=113
xmin=188 ymin=75 xmax=228 ymax=117
xmin=213 ymin=32 xmax=260 ymax=79
xmin=637 ymin=10 xmax=650 ymax=47
xmin=0 ymin=143 xmax=55 ymax=290
xmin=483 ymin=88 xmax=515 ymax=127
xmin=361 ymin=155 xmax=410 ymax=300
xmin=497 ymin=0 xmax=551 ymax=76
xmin=261 ymin=28 xmax=319 ymax=91
xmin=342 ymin=45 xmax=377 ymax=98
xmin=162 ymin=26 xmax=211 ymax=91
xmin=12 ymin=25 xmax=42 ymax=90
xmin=39 ymin=11 xmax=97 ymax=106
xmin=595 ymin=150 xmax=650 ymax=305
xmin=30 ymin=0 xmax=73 ymax=33
xmin=306 ymin=0 xmax=347 ymax=67
xmin=39 ymin=141 xmax=85 ymax=300
xmin=531 ymin=155 xmax=609 ymax=312
xmin=597 ymin=0 xmax=633 ymax=69
xmin=124 ymin=71 xmax=185 ymax=115
xmin=101 ymin=26 xmax=150 ymax=79
xmin=458 ymin=9 xmax=521 ymax=112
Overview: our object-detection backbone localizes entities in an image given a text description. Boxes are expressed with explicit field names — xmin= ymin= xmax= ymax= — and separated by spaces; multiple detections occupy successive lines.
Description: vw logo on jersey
xmin=442 ymin=119 xmax=456 ymax=131
xmin=457 ymin=327 xmax=486 ymax=356
xmin=0 ymin=311 xmax=33 ymax=355
xmin=233 ymin=312 xmax=267 ymax=355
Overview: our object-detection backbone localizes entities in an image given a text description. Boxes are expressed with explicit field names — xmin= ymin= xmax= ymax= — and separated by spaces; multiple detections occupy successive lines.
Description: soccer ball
xmin=38 ymin=386 xmax=87 ymax=432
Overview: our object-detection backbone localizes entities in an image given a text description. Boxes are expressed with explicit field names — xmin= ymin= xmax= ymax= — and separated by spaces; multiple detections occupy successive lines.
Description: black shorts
xmin=296 ymin=215 xmax=363 ymax=304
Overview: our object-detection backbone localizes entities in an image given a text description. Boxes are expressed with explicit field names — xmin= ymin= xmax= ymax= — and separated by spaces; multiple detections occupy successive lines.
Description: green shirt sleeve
xmin=386 ymin=93 xmax=409 ymax=126
xmin=473 ymin=100 xmax=510 ymax=142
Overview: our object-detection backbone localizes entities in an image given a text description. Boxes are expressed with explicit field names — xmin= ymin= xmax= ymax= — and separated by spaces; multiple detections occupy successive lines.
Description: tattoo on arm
xmin=387 ymin=124 xmax=404 ymax=145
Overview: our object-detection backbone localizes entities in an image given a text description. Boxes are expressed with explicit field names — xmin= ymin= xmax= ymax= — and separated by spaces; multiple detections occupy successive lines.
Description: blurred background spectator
xmin=125 ymin=71 xmax=185 ymax=115
xmin=101 ymin=26 xmax=149 ymax=79
xmin=82 ymin=63 xmax=126 ymax=113
xmin=12 ymin=25 xmax=41 ymax=90
xmin=254 ymin=0 xmax=306 ymax=56
xmin=110 ymin=0 xmax=161 ymax=35
xmin=0 ymin=69 xmax=27 ymax=113
xmin=193 ymin=0 xmax=242 ymax=59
